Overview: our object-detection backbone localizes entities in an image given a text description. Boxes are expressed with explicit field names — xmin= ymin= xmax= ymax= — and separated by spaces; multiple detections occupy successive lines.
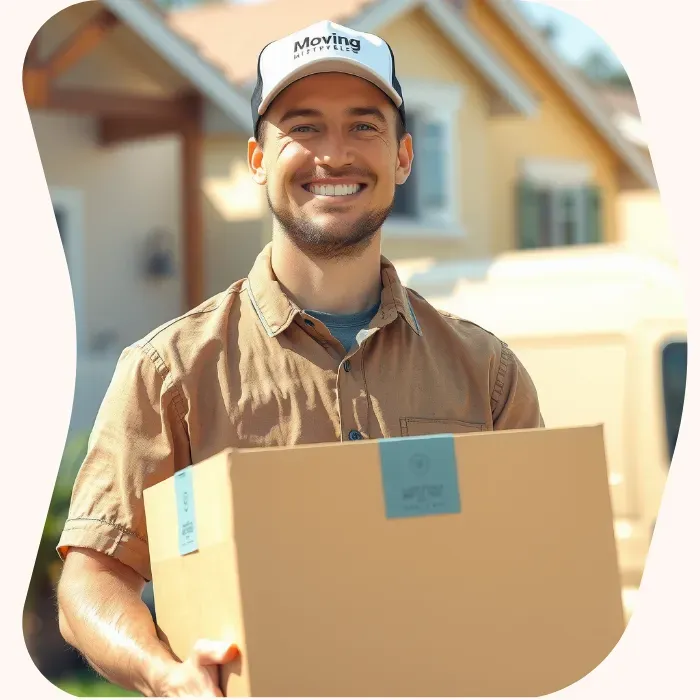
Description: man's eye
xmin=355 ymin=123 xmax=377 ymax=131
xmin=290 ymin=125 xmax=315 ymax=133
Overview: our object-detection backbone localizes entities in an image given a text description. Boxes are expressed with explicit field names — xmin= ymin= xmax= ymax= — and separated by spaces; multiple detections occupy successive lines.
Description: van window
xmin=662 ymin=341 xmax=687 ymax=464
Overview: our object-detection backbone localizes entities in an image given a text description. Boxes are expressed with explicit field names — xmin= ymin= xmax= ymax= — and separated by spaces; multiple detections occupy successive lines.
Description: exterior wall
xmin=202 ymin=135 xmax=267 ymax=297
xmin=467 ymin=0 xmax=622 ymax=251
xmin=30 ymin=111 xmax=183 ymax=432
xmin=30 ymin=111 xmax=184 ymax=351
xmin=616 ymin=190 xmax=678 ymax=262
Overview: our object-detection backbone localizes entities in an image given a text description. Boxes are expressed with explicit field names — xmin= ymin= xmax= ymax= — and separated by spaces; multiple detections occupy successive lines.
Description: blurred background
xmin=22 ymin=0 xmax=685 ymax=695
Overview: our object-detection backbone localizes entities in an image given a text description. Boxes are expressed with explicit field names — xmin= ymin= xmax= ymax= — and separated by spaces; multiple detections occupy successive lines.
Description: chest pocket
xmin=400 ymin=417 xmax=485 ymax=437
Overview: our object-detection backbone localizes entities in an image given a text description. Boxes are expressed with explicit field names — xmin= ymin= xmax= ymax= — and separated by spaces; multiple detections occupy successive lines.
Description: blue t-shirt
xmin=306 ymin=301 xmax=381 ymax=353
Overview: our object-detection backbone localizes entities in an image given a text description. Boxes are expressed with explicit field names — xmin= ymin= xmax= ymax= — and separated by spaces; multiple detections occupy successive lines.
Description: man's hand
xmin=154 ymin=639 xmax=240 ymax=697
xmin=57 ymin=548 xmax=239 ymax=697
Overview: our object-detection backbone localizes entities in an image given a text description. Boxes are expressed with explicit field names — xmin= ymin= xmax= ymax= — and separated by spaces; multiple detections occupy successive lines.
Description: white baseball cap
xmin=251 ymin=20 xmax=406 ymax=133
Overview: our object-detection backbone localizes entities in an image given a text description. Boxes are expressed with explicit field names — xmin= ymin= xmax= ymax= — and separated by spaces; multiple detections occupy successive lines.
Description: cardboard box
xmin=144 ymin=425 xmax=625 ymax=697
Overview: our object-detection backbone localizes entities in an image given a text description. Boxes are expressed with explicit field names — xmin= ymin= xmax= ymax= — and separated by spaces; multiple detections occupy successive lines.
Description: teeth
xmin=309 ymin=184 xmax=361 ymax=196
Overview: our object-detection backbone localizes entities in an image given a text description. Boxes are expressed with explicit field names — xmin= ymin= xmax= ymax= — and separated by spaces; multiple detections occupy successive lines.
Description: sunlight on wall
xmin=203 ymin=161 xmax=264 ymax=221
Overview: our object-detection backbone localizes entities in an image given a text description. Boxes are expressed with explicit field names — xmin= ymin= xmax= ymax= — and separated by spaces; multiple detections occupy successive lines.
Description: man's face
xmin=248 ymin=72 xmax=413 ymax=260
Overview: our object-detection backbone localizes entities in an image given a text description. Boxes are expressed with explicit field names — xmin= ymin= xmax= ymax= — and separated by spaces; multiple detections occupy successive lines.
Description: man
xmin=56 ymin=20 xmax=543 ymax=697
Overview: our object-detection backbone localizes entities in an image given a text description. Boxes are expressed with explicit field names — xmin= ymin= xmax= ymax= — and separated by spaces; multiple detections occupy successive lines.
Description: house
xmin=24 ymin=0 xmax=659 ymax=436
xmin=167 ymin=0 xmax=657 ymax=265
xmin=24 ymin=0 xmax=252 ymax=431
xmin=166 ymin=0 xmax=541 ymax=287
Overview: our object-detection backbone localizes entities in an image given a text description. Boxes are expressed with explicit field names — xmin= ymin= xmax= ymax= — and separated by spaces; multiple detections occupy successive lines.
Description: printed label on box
xmin=379 ymin=434 xmax=461 ymax=519
xmin=175 ymin=466 xmax=198 ymax=555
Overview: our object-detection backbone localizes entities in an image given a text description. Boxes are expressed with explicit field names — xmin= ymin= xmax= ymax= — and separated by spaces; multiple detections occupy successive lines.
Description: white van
xmin=394 ymin=244 xmax=687 ymax=619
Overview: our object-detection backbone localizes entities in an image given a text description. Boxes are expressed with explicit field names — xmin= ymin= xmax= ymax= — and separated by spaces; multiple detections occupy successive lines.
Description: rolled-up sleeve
xmin=491 ymin=341 xmax=545 ymax=430
xmin=57 ymin=341 xmax=191 ymax=581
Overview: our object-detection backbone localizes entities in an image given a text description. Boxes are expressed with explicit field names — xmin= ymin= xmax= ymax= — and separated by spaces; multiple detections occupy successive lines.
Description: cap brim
xmin=258 ymin=56 xmax=403 ymax=116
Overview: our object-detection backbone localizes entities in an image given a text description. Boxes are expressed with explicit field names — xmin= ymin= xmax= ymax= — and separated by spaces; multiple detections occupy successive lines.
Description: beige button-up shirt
xmin=58 ymin=244 xmax=543 ymax=580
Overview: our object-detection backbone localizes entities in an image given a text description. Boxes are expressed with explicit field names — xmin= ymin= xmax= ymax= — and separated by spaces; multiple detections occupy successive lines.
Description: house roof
xmin=486 ymin=0 xmax=656 ymax=189
xmin=593 ymin=85 xmax=641 ymax=120
xmin=166 ymin=0 xmax=540 ymax=117
xmin=587 ymin=83 xmax=650 ymax=151
xmin=100 ymin=0 xmax=252 ymax=129
xmin=168 ymin=0 xmax=375 ymax=85
xmin=110 ymin=0 xmax=656 ymax=189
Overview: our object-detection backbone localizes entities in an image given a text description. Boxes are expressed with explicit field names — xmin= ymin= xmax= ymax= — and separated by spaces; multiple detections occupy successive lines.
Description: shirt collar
xmin=245 ymin=243 xmax=423 ymax=338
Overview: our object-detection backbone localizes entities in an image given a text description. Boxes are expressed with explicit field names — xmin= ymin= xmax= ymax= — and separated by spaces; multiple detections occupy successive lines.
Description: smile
xmin=303 ymin=183 xmax=365 ymax=197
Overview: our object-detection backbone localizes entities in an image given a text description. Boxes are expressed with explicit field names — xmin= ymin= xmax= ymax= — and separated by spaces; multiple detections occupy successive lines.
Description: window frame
xmin=382 ymin=79 xmax=464 ymax=240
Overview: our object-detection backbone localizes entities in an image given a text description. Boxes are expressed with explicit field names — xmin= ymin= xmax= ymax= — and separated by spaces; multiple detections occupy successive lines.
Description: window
xmin=392 ymin=112 xmax=419 ymax=219
xmin=661 ymin=340 xmax=687 ymax=464
xmin=516 ymin=160 xmax=602 ymax=248
xmin=384 ymin=80 xmax=462 ymax=237
xmin=54 ymin=206 xmax=66 ymax=246
xmin=50 ymin=187 xmax=86 ymax=355
xmin=392 ymin=112 xmax=450 ymax=221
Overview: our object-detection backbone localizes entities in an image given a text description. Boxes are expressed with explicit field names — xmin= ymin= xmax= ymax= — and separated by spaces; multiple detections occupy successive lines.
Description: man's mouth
xmin=302 ymin=183 xmax=365 ymax=197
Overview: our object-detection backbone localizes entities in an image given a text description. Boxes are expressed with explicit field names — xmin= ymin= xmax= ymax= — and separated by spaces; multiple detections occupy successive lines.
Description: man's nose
xmin=314 ymin=131 xmax=355 ymax=169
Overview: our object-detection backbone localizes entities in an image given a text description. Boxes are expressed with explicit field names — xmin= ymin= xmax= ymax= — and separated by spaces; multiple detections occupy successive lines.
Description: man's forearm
xmin=57 ymin=551 xmax=177 ymax=696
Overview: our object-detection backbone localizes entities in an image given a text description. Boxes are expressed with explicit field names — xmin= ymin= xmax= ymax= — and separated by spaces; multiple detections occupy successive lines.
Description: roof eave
xmin=101 ymin=0 xmax=252 ymax=131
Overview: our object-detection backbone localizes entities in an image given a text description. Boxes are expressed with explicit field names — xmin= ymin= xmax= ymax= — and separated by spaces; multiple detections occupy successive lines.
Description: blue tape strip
xmin=175 ymin=466 xmax=199 ymax=555
xmin=379 ymin=434 xmax=461 ymax=519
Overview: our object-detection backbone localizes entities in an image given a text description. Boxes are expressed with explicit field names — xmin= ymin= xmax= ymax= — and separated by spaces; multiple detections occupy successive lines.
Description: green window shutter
xmin=516 ymin=179 xmax=540 ymax=249
xmin=584 ymin=185 xmax=602 ymax=243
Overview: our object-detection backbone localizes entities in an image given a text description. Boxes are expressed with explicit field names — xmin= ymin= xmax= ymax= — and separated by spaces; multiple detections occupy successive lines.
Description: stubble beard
xmin=266 ymin=189 xmax=395 ymax=261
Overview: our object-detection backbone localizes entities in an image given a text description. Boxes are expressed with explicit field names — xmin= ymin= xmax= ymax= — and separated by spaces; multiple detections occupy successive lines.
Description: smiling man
xmin=55 ymin=21 xmax=544 ymax=697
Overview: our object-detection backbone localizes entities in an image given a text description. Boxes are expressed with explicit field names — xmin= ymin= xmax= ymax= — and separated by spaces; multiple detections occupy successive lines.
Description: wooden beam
xmin=49 ymin=88 xmax=194 ymax=119
xmin=23 ymin=67 xmax=50 ymax=108
xmin=98 ymin=115 xmax=185 ymax=146
xmin=181 ymin=97 xmax=204 ymax=311
xmin=25 ymin=32 xmax=42 ymax=68
xmin=24 ymin=84 xmax=196 ymax=120
xmin=44 ymin=9 xmax=119 ymax=79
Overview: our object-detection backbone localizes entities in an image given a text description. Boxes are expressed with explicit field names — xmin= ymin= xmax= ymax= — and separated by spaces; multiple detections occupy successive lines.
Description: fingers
xmin=190 ymin=639 xmax=240 ymax=667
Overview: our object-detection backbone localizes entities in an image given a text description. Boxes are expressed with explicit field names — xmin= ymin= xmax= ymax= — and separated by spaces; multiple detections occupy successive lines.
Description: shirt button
xmin=343 ymin=360 xmax=351 ymax=372
xmin=348 ymin=430 xmax=363 ymax=441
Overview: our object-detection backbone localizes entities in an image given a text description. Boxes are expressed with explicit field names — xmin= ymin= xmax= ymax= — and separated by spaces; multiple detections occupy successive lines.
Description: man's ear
xmin=248 ymin=137 xmax=267 ymax=185
xmin=395 ymin=132 xmax=413 ymax=186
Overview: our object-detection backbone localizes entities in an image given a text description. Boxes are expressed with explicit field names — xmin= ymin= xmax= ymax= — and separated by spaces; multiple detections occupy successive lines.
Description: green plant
xmin=54 ymin=670 xmax=141 ymax=697
xmin=24 ymin=432 xmax=91 ymax=679
xmin=26 ymin=431 xmax=91 ymax=608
